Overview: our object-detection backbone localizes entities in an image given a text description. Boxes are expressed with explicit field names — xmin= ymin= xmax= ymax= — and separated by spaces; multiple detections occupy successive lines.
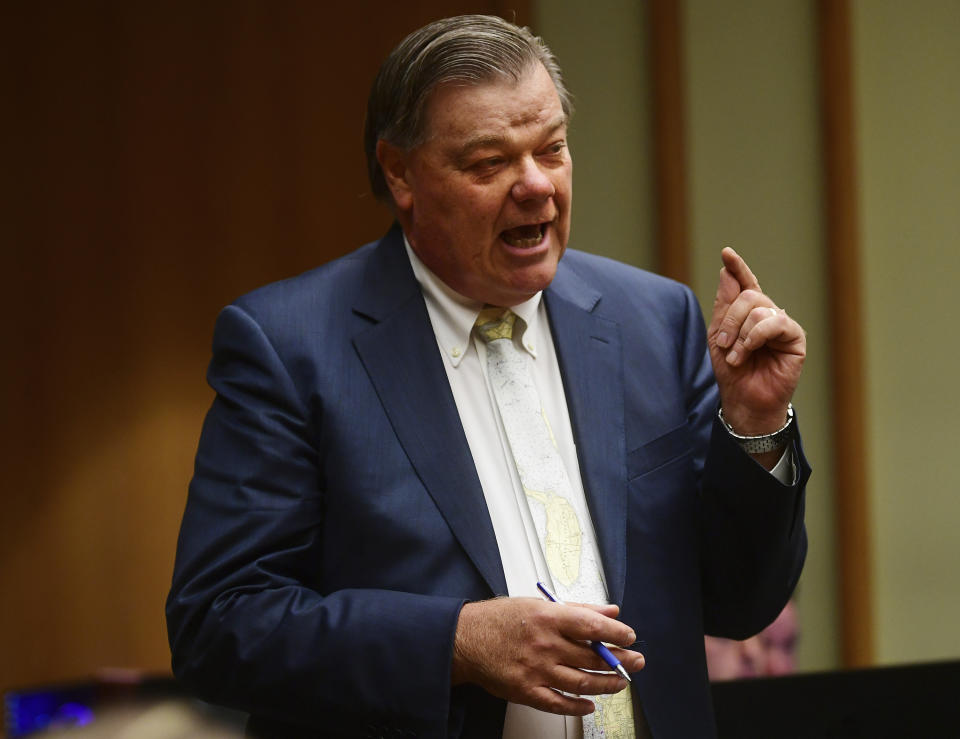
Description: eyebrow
xmin=456 ymin=114 xmax=569 ymax=159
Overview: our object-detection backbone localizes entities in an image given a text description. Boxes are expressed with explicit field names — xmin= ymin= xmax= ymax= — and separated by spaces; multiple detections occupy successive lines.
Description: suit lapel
xmin=545 ymin=265 xmax=628 ymax=607
xmin=351 ymin=226 xmax=508 ymax=596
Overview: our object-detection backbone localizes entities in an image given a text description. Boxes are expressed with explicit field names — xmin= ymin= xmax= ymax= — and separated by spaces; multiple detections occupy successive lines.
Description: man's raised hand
xmin=708 ymin=247 xmax=806 ymax=448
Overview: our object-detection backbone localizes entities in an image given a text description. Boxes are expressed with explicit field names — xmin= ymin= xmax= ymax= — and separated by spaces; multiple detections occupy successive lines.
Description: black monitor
xmin=712 ymin=659 xmax=960 ymax=739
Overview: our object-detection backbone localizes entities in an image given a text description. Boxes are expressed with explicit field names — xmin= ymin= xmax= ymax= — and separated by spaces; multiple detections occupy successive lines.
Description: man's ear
xmin=377 ymin=140 xmax=413 ymax=211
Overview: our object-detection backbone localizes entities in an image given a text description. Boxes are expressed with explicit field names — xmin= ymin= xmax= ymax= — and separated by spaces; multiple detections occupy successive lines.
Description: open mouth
xmin=501 ymin=222 xmax=548 ymax=248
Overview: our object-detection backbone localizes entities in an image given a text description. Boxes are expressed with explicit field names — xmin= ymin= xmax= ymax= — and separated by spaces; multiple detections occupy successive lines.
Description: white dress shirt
xmin=406 ymin=239 xmax=594 ymax=738
xmin=403 ymin=237 xmax=792 ymax=737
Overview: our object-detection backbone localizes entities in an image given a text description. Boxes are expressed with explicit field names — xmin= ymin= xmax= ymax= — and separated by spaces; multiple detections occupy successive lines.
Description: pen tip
xmin=617 ymin=665 xmax=631 ymax=682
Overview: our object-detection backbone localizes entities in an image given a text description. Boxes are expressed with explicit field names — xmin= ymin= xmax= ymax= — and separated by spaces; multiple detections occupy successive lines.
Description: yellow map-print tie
xmin=475 ymin=307 xmax=635 ymax=739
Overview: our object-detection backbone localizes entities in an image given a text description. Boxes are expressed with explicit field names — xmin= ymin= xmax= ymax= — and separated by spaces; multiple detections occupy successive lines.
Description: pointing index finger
xmin=721 ymin=246 xmax=761 ymax=292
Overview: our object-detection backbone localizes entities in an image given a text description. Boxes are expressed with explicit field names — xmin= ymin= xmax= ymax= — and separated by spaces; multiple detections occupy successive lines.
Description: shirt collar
xmin=403 ymin=235 xmax=543 ymax=367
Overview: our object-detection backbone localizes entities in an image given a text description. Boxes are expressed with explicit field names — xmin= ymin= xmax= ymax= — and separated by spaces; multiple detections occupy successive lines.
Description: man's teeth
xmin=502 ymin=224 xmax=545 ymax=247
xmin=504 ymin=235 xmax=542 ymax=247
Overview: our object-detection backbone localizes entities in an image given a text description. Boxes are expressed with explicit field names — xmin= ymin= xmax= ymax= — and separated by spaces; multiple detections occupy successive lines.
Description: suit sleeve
xmin=676 ymin=286 xmax=810 ymax=640
xmin=166 ymin=304 xmax=463 ymax=734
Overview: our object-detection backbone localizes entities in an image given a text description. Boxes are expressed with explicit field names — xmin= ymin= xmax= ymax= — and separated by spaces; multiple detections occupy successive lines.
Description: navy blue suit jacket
xmin=167 ymin=224 xmax=809 ymax=738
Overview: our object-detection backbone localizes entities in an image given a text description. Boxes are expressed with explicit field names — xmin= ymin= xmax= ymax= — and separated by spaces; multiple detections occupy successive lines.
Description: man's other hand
xmin=451 ymin=597 xmax=645 ymax=715
xmin=708 ymin=247 xmax=806 ymax=463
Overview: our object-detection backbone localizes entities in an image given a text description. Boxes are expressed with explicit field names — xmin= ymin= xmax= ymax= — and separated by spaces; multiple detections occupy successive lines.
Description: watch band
xmin=718 ymin=404 xmax=795 ymax=454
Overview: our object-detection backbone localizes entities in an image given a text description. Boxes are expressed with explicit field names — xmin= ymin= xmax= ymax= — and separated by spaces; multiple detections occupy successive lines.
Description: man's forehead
xmin=421 ymin=67 xmax=566 ymax=144
xmin=454 ymin=113 xmax=568 ymax=151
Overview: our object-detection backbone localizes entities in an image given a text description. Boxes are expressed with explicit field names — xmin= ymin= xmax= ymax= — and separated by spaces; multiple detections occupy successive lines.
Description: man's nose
xmin=511 ymin=157 xmax=555 ymax=202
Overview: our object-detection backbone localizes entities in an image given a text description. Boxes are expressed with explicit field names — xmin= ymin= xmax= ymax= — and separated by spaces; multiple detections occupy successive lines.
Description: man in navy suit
xmin=167 ymin=15 xmax=809 ymax=738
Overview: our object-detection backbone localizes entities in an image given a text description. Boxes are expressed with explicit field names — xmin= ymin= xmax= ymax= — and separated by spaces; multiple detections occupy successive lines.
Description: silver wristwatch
xmin=718 ymin=404 xmax=795 ymax=454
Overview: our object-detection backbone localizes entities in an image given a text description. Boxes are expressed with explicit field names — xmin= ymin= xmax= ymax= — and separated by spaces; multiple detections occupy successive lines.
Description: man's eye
xmin=474 ymin=157 xmax=504 ymax=170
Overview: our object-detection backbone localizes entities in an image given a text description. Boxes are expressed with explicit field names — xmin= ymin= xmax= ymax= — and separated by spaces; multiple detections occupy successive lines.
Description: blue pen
xmin=536 ymin=581 xmax=632 ymax=682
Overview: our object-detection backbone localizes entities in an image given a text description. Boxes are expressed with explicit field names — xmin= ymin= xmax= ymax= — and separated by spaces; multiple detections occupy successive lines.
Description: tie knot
xmin=475 ymin=307 xmax=517 ymax=343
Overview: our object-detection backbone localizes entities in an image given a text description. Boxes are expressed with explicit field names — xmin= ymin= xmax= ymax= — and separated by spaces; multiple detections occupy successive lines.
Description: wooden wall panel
xmin=0 ymin=0 xmax=528 ymax=698
xmin=816 ymin=0 xmax=873 ymax=667
xmin=648 ymin=0 xmax=690 ymax=285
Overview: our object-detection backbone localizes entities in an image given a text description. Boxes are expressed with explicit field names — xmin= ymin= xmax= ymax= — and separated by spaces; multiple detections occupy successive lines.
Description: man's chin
xmin=484 ymin=267 xmax=560 ymax=307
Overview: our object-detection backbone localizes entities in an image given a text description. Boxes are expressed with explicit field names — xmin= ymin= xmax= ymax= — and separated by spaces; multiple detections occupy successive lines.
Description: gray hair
xmin=364 ymin=14 xmax=572 ymax=202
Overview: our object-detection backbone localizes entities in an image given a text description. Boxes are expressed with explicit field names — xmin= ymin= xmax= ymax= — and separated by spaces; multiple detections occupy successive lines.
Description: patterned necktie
xmin=475 ymin=307 xmax=635 ymax=739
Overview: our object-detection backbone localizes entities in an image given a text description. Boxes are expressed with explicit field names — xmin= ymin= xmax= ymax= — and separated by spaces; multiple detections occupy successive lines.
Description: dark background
xmin=1 ymin=0 xmax=529 ymax=699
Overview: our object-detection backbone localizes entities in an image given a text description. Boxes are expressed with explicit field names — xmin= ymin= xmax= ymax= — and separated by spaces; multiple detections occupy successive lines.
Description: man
xmin=167 ymin=15 xmax=809 ymax=739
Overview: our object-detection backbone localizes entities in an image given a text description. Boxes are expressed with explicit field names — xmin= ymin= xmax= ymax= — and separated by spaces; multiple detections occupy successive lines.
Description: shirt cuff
xmin=769 ymin=447 xmax=796 ymax=485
